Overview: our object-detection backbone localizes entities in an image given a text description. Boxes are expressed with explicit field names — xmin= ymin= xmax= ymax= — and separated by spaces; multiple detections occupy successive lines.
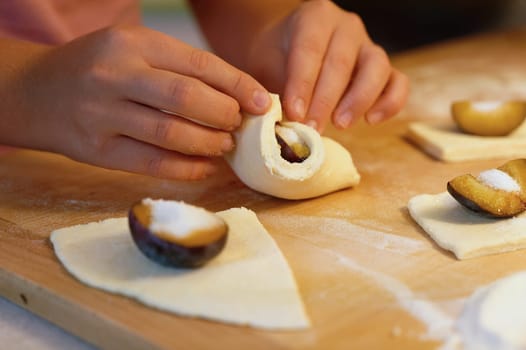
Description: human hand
xmin=246 ymin=0 xmax=409 ymax=132
xmin=13 ymin=26 xmax=270 ymax=180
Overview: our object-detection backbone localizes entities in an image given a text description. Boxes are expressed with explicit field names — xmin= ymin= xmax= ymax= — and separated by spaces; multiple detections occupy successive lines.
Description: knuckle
xmin=188 ymin=163 xmax=205 ymax=180
xmin=173 ymin=161 xmax=204 ymax=181
xmin=82 ymin=134 xmax=113 ymax=162
xmin=314 ymin=93 xmax=336 ymax=113
xmin=182 ymin=141 xmax=202 ymax=156
xmin=80 ymin=28 xmax=138 ymax=88
xmin=328 ymin=51 xmax=352 ymax=72
xmin=167 ymin=78 xmax=194 ymax=107
xmin=153 ymin=118 xmax=173 ymax=145
xmin=295 ymin=76 xmax=316 ymax=95
xmin=146 ymin=154 xmax=163 ymax=178
xmin=163 ymin=123 xmax=204 ymax=155
xmin=368 ymin=45 xmax=390 ymax=66
xmin=345 ymin=12 xmax=365 ymax=32
xmin=349 ymin=91 xmax=370 ymax=113
xmin=231 ymin=71 xmax=245 ymax=93
xmin=84 ymin=63 xmax=114 ymax=88
xmin=295 ymin=36 xmax=324 ymax=57
xmin=99 ymin=26 xmax=135 ymax=50
xmin=221 ymin=99 xmax=241 ymax=129
xmin=189 ymin=49 xmax=211 ymax=76
xmin=309 ymin=0 xmax=335 ymax=16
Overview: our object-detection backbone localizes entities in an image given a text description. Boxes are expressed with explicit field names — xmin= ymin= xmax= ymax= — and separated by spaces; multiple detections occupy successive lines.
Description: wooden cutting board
xmin=3 ymin=28 xmax=526 ymax=349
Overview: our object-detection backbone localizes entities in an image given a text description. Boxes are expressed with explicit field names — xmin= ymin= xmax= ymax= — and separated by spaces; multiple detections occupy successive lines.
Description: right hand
xmin=12 ymin=26 xmax=271 ymax=180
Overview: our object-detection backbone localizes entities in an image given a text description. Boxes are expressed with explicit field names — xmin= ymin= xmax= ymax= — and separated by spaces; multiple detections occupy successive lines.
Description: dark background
xmin=334 ymin=0 xmax=526 ymax=52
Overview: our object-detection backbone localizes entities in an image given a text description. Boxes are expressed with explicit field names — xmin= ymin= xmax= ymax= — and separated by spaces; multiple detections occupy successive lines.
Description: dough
xmin=457 ymin=271 xmax=526 ymax=350
xmin=408 ymin=192 xmax=526 ymax=259
xmin=406 ymin=120 xmax=526 ymax=162
xmin=50 ymin=208 xmax=310 ymax=330
xmin=226 ymin=94 xmax=360 ymax=199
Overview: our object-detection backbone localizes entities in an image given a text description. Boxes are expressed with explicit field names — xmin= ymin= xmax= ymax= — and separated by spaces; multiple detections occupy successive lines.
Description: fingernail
xmin=293 ymin=97 xmax=305 ymax=120
xmin=336 ymin=110 xmax=354 ymax=128
xmin=306 ymin=119 xmax=318 ymax=130
xmin=253 ymin=89 xmax=270 ymax=110
xmin=222 ymin=136 xmax=234 ymax=152
xmin=367 ymin=112 xmax=384 ymax=124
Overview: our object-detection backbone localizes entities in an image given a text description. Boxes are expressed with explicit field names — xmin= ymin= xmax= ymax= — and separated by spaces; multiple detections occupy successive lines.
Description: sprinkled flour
xmin=261 ymin=213 xmax=455 ymax=343
xmin=261 ymin=214 xmax=427 ymax=256
xmin=262 ymin=212 xmax=526 ymax=348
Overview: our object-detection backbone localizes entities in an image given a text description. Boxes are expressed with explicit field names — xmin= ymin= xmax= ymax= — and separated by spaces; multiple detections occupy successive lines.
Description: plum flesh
xmin=447 ymin=159 xmax=526 ymax=218
xmin=452 ymin=100 xmax=526 ymax=136
xmin=128 ymin=201 xmax=228 ymax=268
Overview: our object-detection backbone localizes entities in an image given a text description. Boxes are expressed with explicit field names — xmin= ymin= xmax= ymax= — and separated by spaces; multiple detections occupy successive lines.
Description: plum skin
xmin=446 ymin=182 xmax=514 ymax=219
xmin=447 ymin=159 xmax=526 ymax=218
xmin=452 ymin=101 xmax=526 ymax=136
xmin=128 ymin=209 xmax=228 ymax=268
xmin=276 ymin=133 xmax=309 ymax=163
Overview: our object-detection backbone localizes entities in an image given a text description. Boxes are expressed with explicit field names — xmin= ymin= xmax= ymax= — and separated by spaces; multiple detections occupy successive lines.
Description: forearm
xmin=0 ymin=39 xmax=51 ymax=149
xmin=188 ymin=0 xmax=301 ymax=70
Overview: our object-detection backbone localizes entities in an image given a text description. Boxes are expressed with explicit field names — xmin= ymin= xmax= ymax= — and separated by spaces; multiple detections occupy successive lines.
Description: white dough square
xmin=408 ymin=192 xmax=526 ymax=259
xmin=406 ymin=121 xmax=526 ymax=162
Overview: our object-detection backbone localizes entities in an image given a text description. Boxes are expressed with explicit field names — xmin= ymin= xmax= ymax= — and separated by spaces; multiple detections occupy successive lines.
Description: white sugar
xmin=471 ymin=101 xmax=502 ymax=112
xmin=275 ymin=125 xmax=302 ymax=144
xmin=143 ymin=198 xmax=222 ymax=238
xmin=477 ymin=169 xmax=520 ymax=192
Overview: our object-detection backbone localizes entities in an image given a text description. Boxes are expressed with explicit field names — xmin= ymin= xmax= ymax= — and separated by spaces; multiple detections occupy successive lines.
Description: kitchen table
xmin=3 ymin=27 xmax=526 ymax=349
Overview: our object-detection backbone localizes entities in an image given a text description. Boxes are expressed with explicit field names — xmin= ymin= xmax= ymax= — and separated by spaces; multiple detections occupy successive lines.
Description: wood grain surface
xmin=2 ymin=28 xmax=526 ymax=349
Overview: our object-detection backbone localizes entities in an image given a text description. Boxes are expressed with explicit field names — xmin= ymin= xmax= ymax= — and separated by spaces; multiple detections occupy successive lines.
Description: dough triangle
xmin=51 ymin=208 xmax=310 ymax=329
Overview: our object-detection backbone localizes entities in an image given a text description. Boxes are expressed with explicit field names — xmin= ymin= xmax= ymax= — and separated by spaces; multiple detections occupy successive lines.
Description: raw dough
xmin=457 ymin=271 xmax=526 ymax=350
xmin=406 ymin=120 xmax=526 ymax=162
xmin=50 ymin=208 xmax=310 ymax=330
xmin=226 ymin=94 xmax=360 ymax=199
xmin=408 ymin=192 xmax=526 ymax=259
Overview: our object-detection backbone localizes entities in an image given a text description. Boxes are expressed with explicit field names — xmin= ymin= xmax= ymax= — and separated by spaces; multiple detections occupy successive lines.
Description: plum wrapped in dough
xmin=226 ymin=94 xmax=360 ymax=200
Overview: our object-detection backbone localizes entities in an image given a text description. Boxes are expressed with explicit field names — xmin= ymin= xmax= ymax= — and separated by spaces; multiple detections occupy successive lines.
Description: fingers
xmin=112 ymin=101 xmax=234 ymax=157
xmin=125 ymin=67 xmax=242 ymax=131
xmin=279 ymin=2 xmax=408 ymax=131
xmin=281 ymin=1 xmax=334 ymax=123
xmin=364 ymin=69 xmax=410 ymax=124
xmin=137 ymin=28 xmax=271 ymax=115
xmin=333 ymin=44 xmax=392 ymax=129
xmin=299 ymin=14 xmax=362 ymax=132
xmin=92 ymin=136 xmax=219 ymax=181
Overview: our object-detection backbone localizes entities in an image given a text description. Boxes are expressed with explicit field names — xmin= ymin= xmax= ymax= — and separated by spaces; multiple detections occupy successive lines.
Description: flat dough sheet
xmin=50 ymin=207 xmax=310 ymax=330
xmin=408 ymin=192 xmax=526 ymax=259
xmin=406 ymin=120 xmax=526 ymax=162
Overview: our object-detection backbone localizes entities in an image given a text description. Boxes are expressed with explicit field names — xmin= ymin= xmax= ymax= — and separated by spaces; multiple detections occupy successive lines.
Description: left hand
xmin=245 ymin=0 xmax=409 ymax=133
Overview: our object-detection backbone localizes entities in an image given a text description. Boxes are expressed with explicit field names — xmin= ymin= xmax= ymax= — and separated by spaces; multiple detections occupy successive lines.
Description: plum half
xmin=128 ymin=198 xmax=228 ymax=268
xmin=275 ymin=124 xmax=310 ymax=163
xmin=447 ymin=159 xmax=526 ymax=218
xmin=451 ymin=100 xmax=526 ymax=136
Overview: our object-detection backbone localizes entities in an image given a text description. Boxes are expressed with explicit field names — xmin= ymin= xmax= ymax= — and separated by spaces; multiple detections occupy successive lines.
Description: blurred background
xmin=333 ymin=0 xmax=526 ymax=52
xmin=141 ymin=0 xmax=526 ymax=53
xmin=141 ymin=0 xmax=208 ymax=49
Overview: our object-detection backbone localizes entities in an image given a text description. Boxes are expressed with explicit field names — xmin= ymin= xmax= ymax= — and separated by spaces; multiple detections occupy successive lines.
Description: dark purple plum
xmin=128 ymin=201 xmax=228 ymax=268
